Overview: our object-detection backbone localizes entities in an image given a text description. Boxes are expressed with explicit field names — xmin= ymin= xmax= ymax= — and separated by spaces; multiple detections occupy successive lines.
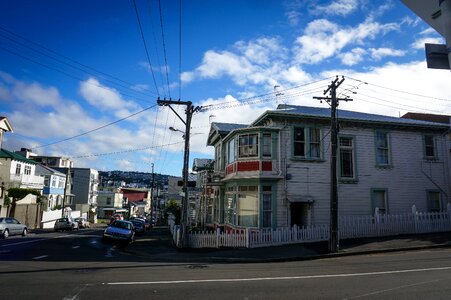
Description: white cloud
xmin=293 ymin=19 xmax=399 ymax=64
xmin=311 ymin=0 xmax=359 ymax=17
xmin=411 ymin=37 xmax=444 ymax=50
xmin=369 ymin=48 xmax=406 ymax=60
xmin=130 ymin=84 xmax=150 ymax=92
xmin=340 ymin=48 xmax=366 ymax=66
xmin=79 ymin=78 xmax=140 ymax=116
xmin=12 ymin=81 xmax=61 ymax=107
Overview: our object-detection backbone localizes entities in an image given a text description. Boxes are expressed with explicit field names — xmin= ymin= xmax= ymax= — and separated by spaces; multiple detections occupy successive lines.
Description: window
xmin=238 ymin=134 xmax=258 ymax=158
xmin=424 ymin=135 xmax=436 ymax=158
xmin=427 ymin=191 xmax=441 ymax=212
xmin=262 ymin=134 xmax=272 ymax=157
xmin=215 ymin=146 xmax=221 ymax=170
xmin=293 ymin=127 xmax=305 ymax=156
xmin=24 ymin=165 xmax=32 ymax=175
xmin=15 ymin=163 xmax=21 ymax=175
xmin=262 ymin=186 xmax=272 ymax=228
xmin=375 ymin=131 xmax=390 ymax=166
xmin=339 ymin=136 xmax=356 ymax=179
xmin=227 ymin=138 xmax=235 ymax=164
xmin=237 ymin=185 xmax=258 ymax=227
xmin=44 ymin=176 xmax=50 ymax=187
xmin=372 ymin=189 xmax=388 ymax=214
xmin=293 ymin=127 xmax=321 ymax=159
xmin=106 ymin=197 xmax=112 ymax=205
xmin=51 ymin=176 xmax=57 ymax=188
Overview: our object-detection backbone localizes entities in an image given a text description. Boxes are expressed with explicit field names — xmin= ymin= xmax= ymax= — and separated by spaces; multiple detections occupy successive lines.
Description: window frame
xmin=338 ymin=135 xmax=357 ymax=182
xmin=15 ymin=163 xmax=21 ymax=176
xmin=292 ymin=126 xmax=323 ymax=160
xmin=262 ymin=133 xmax=272 ymax=158
xmin=426 ymin=190 xmax=441 ymax=212
xmin=238 ymin=133 xmax=259 ymax=158
xmin=374 ymin=130 xmax=391 ymax=167
xmin=261 ymin=185 xmax=273 ymax=228
xmin=371 ymin=188 xmax=388 ymax=215
xmin=423 ymin=135 xmax=437 ymax=160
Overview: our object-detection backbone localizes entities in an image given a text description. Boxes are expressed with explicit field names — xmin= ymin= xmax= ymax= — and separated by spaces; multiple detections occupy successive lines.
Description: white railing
xmin=178 ymin=207 xmax=451 ymax=248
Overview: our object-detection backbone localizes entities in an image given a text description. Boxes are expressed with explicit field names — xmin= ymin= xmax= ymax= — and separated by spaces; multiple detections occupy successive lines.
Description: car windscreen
xmin=112 ymin=221 xmax=132 ymax=230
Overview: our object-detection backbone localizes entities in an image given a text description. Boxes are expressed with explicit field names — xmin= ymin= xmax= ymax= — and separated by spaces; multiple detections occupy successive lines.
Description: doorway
xmin=290 ymin=203 xmax=309 ymax=227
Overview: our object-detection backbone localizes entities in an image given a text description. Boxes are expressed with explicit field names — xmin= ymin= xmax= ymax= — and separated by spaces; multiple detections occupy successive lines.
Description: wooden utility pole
xmin=151 ymin=162 xmax=155 ymax=216
xmin=157 ymin=98 xmax=202 ymax=247
xmin=313 ymin=76 xmax=352 ymax=253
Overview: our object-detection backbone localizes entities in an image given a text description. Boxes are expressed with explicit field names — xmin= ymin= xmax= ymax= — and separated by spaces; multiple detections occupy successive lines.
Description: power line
xmin=179 ymin=0 xmax=183 ymax=100
xmin=132 ymin=0 xmax=160 ymax=97
xmin=158 ymin=0 xmax=172 ymax=98
xmin=70 ymin=141 xmax=184 ymax=159
xmin=0 ymin=27 xmax=158 ymax=98
xmin=0 ymin=45 xmax=151 ymax=104
xmin=344 ymin=75 xmax=451 ymax=103
xmin=31 ymin=104 xmax=157 ymax=150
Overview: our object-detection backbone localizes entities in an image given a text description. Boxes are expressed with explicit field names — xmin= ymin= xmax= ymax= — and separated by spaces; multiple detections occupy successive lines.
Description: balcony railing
xmin=10 ymin=173 xmax=45 ymax=188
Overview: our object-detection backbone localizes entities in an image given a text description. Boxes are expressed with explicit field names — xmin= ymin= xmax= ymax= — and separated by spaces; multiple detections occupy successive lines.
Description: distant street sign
xmin=425 ymin=43 xmax=450 ymax=69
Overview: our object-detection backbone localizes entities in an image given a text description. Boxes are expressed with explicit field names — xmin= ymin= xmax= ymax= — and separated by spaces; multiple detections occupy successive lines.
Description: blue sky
xmin=0 ymin=0 xmax=450 ymax=176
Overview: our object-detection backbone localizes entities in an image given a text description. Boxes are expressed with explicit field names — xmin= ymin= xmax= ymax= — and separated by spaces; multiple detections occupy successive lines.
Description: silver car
xmin=0 ymin=217 xmax=28 ymax=239
xmin=54 ymin=217 xmax=79 ymax=231
xmin=102 ymin=220 xmax=135 ymax=243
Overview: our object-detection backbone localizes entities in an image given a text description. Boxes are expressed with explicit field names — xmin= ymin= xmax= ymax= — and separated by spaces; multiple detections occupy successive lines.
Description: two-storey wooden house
xmin=206 ymin=104 xmax=450 ymax=231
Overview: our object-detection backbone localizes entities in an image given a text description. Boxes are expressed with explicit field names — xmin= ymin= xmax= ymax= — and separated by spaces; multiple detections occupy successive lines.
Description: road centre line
xmin=104 ymin=266 xmax=451 ymax=286
xmin=32 ymin=255 xmax=48 ymax=260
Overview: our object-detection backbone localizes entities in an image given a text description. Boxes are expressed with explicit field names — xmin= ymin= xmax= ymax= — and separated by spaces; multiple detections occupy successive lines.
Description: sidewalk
xmin=123 ymin=227 xmax=451 ymax=263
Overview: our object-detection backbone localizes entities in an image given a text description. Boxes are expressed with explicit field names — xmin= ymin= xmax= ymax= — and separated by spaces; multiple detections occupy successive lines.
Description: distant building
xmin=35 ymin=165 xmax=67 ymax=210
xmin=96 ymin=189 xmax=125 ymax=219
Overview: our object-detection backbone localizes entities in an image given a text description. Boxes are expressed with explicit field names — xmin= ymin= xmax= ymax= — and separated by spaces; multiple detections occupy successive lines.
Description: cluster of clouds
xmin=1 ymin=0 xmax=450 ymax=174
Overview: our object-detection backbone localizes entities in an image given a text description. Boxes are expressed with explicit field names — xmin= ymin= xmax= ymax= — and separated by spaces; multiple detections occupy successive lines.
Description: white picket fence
xmin=169 ymin=208 xmax=451 ymax=248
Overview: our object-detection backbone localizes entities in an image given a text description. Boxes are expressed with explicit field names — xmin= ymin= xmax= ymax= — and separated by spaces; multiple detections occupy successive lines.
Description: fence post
xmin=412 ymin=205 xmax=418 ymax=234
xmin=216 ymin=227 xmax=221 ymax=248
xmin=245 ymin=228 xmax=250 ymax=248
xmin=447 ymin=203 xmax=451 ymax=230
xmin=374 ymin=208 xmax=380 ymax=236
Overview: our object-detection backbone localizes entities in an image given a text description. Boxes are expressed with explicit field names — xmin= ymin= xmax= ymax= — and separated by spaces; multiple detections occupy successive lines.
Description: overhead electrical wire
xmin=344 ymin=75 xmax=451 ymax=103
xmin=132 ymin=0 xmax=160 ymax=97
xmin=31 ymin=104 xmax=157 ymax=150
xmin=158 ymin=0 xmax=172 ymax=98
xmin=70 ymin=141 xmax=184 ymax=159
xmin=0 ymin=45 xmax=151 ymax=104
xmin=0 ymin=27 xmax=157 ymax=99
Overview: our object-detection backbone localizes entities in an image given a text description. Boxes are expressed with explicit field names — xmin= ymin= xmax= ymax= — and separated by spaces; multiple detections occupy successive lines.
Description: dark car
xmin=130 ymin=219 xmax=145 ymax=235
xmin=0 ymin=217 xmax=28 ymax=239
xmin=102 ymin=220 xmax=135 ymax=243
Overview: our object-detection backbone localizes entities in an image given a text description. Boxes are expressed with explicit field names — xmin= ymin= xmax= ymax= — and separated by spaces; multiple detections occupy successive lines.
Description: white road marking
xmin=104 ymin=266 xmax=451 ymax=286
xmin=0 ymin=230 xmax=96 ymax=248
xmin=72 ymin=246 xmax=80 ymax=249
xmin=343 ymin=278 xmax=442 ymax=299
xmin=62 ymin=284 xmax=90 ymax=300
xmin=32 ymin=255 xmax=48 ymax=260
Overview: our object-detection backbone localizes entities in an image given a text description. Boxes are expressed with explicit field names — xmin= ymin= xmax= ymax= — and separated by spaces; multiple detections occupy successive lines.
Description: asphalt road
xmin=1 ymin=228 xmax=451 ymax=299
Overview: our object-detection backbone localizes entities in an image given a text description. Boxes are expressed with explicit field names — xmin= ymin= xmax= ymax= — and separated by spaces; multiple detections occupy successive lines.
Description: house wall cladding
xmin=272 ymin=121 xmax=449 ymax=227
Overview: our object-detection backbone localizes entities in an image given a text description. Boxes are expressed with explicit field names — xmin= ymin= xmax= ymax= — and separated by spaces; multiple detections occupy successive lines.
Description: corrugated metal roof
xmin=212 ymin=122 xmax=248 ymax=132
xmin=0 ymin=148 xmax=37 ymax=164
xmin=259 ymin=105 xmax=448 ymax=127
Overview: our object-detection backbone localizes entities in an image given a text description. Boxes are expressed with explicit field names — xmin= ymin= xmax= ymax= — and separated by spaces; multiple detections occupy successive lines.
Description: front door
xmin=290 ymin=203 xmax=309 ymax=227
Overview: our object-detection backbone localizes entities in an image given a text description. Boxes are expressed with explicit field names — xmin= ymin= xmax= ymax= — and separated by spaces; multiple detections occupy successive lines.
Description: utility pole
xmin=157 ymin=98 xmax=202 ymax=247
xmin=313 ymin=76 xmax=352 ymax=253
xmin=61 ymin=166 xmax=71 ymax=218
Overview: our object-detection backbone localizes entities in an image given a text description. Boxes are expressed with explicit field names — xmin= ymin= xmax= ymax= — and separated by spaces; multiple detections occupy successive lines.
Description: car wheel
xmin=3 ymin=229 xmax=9 ymax=239
xmin=22 ymin=228 xmax=28 ymax=237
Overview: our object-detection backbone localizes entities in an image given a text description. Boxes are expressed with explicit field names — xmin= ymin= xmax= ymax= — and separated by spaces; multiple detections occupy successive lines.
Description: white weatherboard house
xmin=205 ymin=104 xmax=450 ymax=231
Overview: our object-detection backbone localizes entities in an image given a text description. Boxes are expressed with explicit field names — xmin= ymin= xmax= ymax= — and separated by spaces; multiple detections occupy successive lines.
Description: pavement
xmin=122 ymin=226 xmax=451 ymax=263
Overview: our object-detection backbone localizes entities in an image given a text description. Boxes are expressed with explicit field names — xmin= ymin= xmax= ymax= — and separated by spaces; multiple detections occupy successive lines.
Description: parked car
xmin=130 ymin=219 xmax=145 ymax=235
xmin=102 ymin=220 xmax=135 ymax=243
xmin=0 ymin=217 xmax=28 ymax=239
xmin=54 ymin=217 xmax=79 ymax=231
xmin=74 ymin=217 xmax=90 ymax=229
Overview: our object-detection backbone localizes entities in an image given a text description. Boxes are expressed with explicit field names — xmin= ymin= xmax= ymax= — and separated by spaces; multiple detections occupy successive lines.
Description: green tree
xmin=164 ymin=200 xmax=181 ymax=224
xmin=7 ymin=188 xmax=41 ymax=200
